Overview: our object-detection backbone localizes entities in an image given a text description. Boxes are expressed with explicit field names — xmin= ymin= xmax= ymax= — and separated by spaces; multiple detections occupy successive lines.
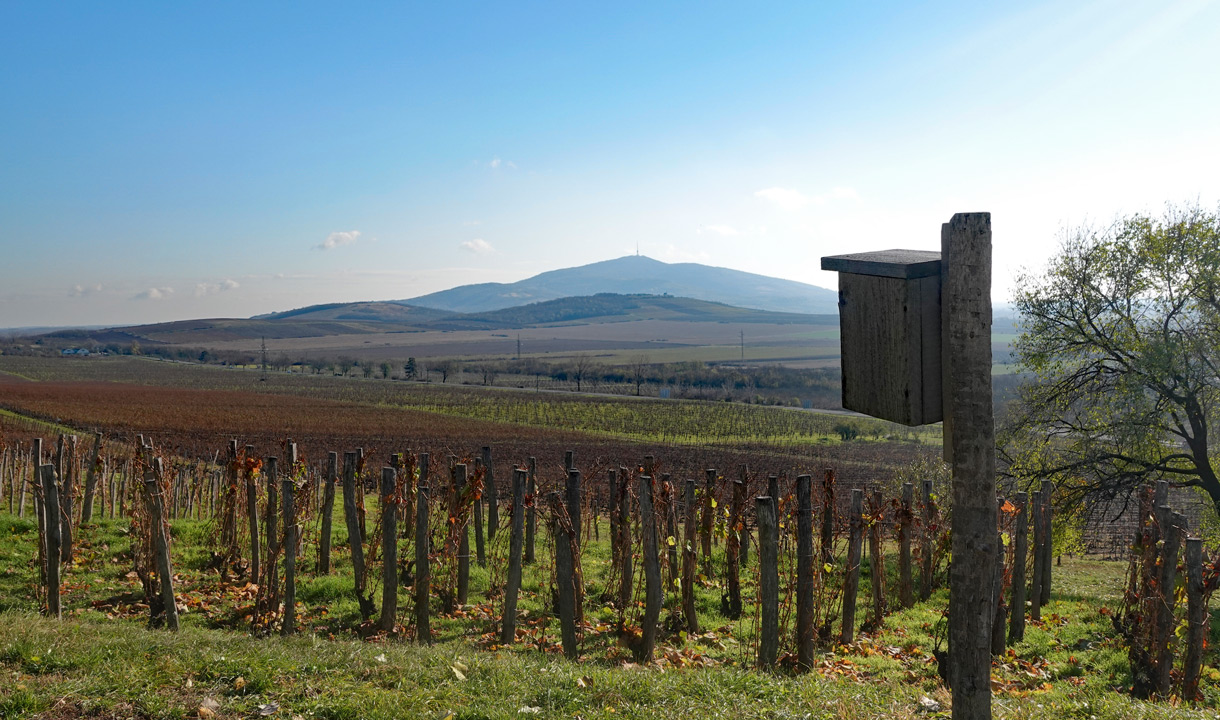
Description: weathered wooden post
xmin=795 ymin=474 xmax=815 ymax=668
xmin=342 ymin=451 xmax=373 ymax=619
xmin=898 ymin=482 xmax=914 ymax=608
xmin=723 ymin=479 xmax=745 ymax=618
xmin=415 ymin=453 xmax=431 ymax=643
xmin=682 ymin=478 xmax=698 ymax=633
xmin=265 ymin=456 xmax=280 ymax=594
xmin=550 ymin=492 xmax=579 ymax=660
xmin=1029 ymin=489 xmax=1044 ymax=622
xmin=617 ymin=467 xmax=634 ymax=611
xmin=566 ymin=468 xmax=582 ymax=546
xmin=664 ymin=475 xmax=679 ymax=595
xmin=637 ymin=475 xmax=662 ymax=662
xmin=245 ymin=444 xmax=260 ymax=583
xmin=525 ymin=457 xmax=537 ymax=564
xmin=1153 ymin=511 xmax=1184 ymax=697
xmin=82 ymin=431 xmax=102 ymax=523
xmin=841 ymin=488 xmax=864 ymax=644
xmin=501 ymin=468 xmax=527 ymax=644
xmin=1039 ymin=479 xmax=1053 ymax=606
xmin=147 ymin=458 xmax=179 ymax=631
xmin=821 ymin=468 xmax=836 ymax=565
xmin=379 ymin=466 xmax=398 ymax=633
xmin=282 ymin=457 xmax=298 ymax=636
xmin=756 ymin=495 xmax=779 ymax=668
xmin=868 ymin=490 xmax=885 ymax=625
xmin=473 ymin=458 xmax=487 ymax=568
xmin=990 ymin=497 xmax=1007 ymax=656
xmin=320 ymin=451 xmax=337 ymax=574
xmin=608 ymin=468 xmax=620 ymax=560
xmin=920 ymin=478 xmax=935 ymax=600
xmin=1008 ymin=492 xmax=1028 ymax=644
xmin=482 ymin=446 xmax=498 ymax=540
xmin=40 ymin=464 xmax=62 ymax=619
xmin=454 ymin=463 xmax=471 ymax=606
xmin=700 ymin=468 xmax=715 ymax=574
xmin=58 ymin=435 xmax=75 ymax=563
xmin=1183 ymin=536 xmax=1206 ymax=701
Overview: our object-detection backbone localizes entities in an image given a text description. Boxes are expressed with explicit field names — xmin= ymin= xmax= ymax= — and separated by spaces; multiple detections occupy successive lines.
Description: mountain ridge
xmin=401 ymin=255 xmax=839 ymax=315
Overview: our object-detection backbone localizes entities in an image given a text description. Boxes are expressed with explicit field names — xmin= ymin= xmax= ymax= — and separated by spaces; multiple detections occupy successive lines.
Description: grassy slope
xmin=3 ymin=507 xmax=1220 ymax=719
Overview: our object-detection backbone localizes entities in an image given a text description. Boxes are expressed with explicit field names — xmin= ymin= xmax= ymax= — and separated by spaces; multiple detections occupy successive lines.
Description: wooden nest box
xmin=820 ymin=249 xmax=942 ymax=426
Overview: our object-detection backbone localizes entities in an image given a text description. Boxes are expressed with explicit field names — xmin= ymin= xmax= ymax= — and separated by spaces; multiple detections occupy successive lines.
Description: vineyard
xmin=0 ymin=357 xmax=1218 ymax=719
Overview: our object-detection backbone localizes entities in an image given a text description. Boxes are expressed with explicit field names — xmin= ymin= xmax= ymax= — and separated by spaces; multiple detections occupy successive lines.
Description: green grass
xmin=4 ymin=502 xmax=1220 ymax=718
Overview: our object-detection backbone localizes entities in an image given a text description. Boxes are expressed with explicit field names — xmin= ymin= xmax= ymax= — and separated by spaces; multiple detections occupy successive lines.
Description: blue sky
xmin=3 ymin=1 xmax=1219 ymax=327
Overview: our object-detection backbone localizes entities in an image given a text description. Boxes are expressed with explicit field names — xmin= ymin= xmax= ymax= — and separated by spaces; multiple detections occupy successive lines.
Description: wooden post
xmin=81 ymin=432 xmax=102 ymax=523
xmin=795 ymin=474 xmax=815 ymax=668
xmin=320 ymin=452 xmax=337 ymax=574
xmin=664 ymin=475 xmax=679 ymax=596
xmin=282 ymin=465 xmax=297 ymax=636
xmin=821 ymin=468 xmax=836 ymax=566
xmin=942 ymin=212 xmax=997 ymax=718
xmin=501 ymin=468 xmax=527 ymax=644
xmin=757 ymin=495 xmax=779 ymax=668
xmin=841 ymin=488 xmax=864 ymax=644
xmin=637 ymin=475 xmax=662 ymax=662
xmin=869 ymin=490 xmax=885 ymax=625
xmin=700 ymin=468 xmax=715 ymax=574
xmin=990 ymin=497 xmax=1007 ymax=656
xmin=482 ymin=446 xmax=498 ymax=540
xmin=1039 ymin=479 xmax=1053 ymax=606
xmin=265 ymin=456 xmax=279 ymax=587
xmin=566 ymin=468 xmax=582 ymax=547
xmin=682 ymin=478 xmax=698 ymax=633
xmin=146 ymin=458 xmax=179 ymax=631
xmin=1183 ymin=536 xmax=1206 ymax=701
xmin=415 ymin=453 xmax=431 ymax=644
xmin=379 ymin=466 xmax=398 ymax=632
xmin=59 ymin=435 xmax=74 ymax=563
xmin=40 ymin=464 xmax=62 ymax=620
xmin=1029 ymin=490 xmax=1044 ymax=622
xmin=1008 ymin=492 xmax=1028 ymax=644
xmin=920 ymin=478 xmax=935 ymax=600
xmin=608 ymin=468 xmax=619 ymax=561
xmin=454 ymin=463 xmax=470 ymax=606
xmin=473 ymin=458 xmax=487 ymax=568
xmin=246 ymin=445 xmax=260 ymax=583
xmin=525 ymin=457 xmax=537 ymax=564
xmin=898 ymin=482 xmax=914 ymax=608
xmin=550 ymin=492 xmax=579 ymax=660
xmin=1153 ymin=511 xmax=1183 ymax=698
xmin=618 ymin=467 xmax=634 ymax=611
xmin=723 ymin=479 xmax=745 ymax=618
xmin=342 ymin=451 xmax=372 ymax=619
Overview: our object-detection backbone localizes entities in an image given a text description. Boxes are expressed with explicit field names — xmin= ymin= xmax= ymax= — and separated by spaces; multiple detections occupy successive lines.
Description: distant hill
xmin=420 ymin=294 xmax=834 ymax=330
xmin=37 ymin=294 xmax=830 ymax=347
xmin=402 ymin=255 xmax=839 ymax=314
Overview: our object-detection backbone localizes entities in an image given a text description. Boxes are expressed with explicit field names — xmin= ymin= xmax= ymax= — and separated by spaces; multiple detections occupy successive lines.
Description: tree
xmin=404 ymin=357 xmax=417 ymax=380
xmin=380 ymin=361 xmax=392 ymax=379
xmin=1001 ymin=204 xmax=1220 ymax=519
xmin=571 ymin=354 xmax=593 ymax=393
xmin=433 ymin=359 xmax=456 ymax=383
xmin=630 ymin=354 xmax=650 ymax=396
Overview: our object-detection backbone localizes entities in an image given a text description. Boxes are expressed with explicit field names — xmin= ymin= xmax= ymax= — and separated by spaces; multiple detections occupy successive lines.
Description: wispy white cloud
xmin=314 ymin=230 xmax=361 ymax=251
xmin=754 ymin=186 xmax=861 ymax=211
xmin=460 ymin=238 xmax=495 ymax=254
xmin=69 ymin=283 xmax=103 ymax=297
xmin=697 ymin=224 xmax=740 ymax=236
xmin=134 ymin=287 xmax=174 ymax=301
xmin=463 ymin=220 xmax=482 ymax=226
xmin=489 ymin=157 xmax=517 ymax=170
xmin=194 ymin=279 xmax=240 ymax=297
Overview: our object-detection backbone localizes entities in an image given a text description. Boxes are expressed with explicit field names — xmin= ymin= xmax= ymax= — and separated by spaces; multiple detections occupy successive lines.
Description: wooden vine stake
xmin=415 ymin=453 xmax=431 ymax=644
xmin=756 ymin=495 xmax=778 ymax=668
xmin=40 ymin=463 xmax=61 ymax=620
xmin=920 ymin=478 xmax=935 ymax=601
xmin=379 ymin=466 xmax=398 ymax=633
xmin=319 ymin=452 xmax=337 ymax=574
xmin=1029 ymin=490 xmax=1044 ymax=623
xmin=500 ymin=468 xmax=527 ymax=644
xmin=342 ymin=451 xmax=374 ymax=620
xmin=617 ymin=467 xmax=633 ymax=611
xmin=483 ymin=446 xmax=498 ymax=540
xmin=723 ymin=478 xmax=745 ymax=618
xmin=1008 ymin=492 xmax=1028 ymax=644
xmin=840 ymin=488 xmax=864 ymax=644
xmin=682 ymin=478 xmax=699 ymax=634
xmin=868 ymin=489 xmax=885 ymax=626
xmin=636 ymin=475 xmax=662 ymax=662
xmin=898 ymin=482 xmax=914 ymax=608
xmin=81 ymin=431 xmax=102 ymax=523
xmin=454 ymin=463 xmax=471 ymax=607
xmin=245 ymin=444 xmax=260 ymax=584
xmin=700 ymin=468 xmax=715 ymax=575
xmin=550 ymin=492 xmax=579 ymax=660
xmin=473 ymin=458 xmax=486 ymax=568
xmin=1183 ymin=536 xmax=1206 ymax=701
xmin=524 ymin=457 xmax=537 ymax=564
xmin=795 ymin=474 xmax=815 ymax=669
xmin=282 ymin=445 xmax=298 ymax=636
xmin=146 ymin=457 xmax=179 ymax=631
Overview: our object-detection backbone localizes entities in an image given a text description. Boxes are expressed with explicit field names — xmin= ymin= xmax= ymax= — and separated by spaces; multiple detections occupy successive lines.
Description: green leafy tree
xmin=1001 ymin=203 xmax=1220 ymax=518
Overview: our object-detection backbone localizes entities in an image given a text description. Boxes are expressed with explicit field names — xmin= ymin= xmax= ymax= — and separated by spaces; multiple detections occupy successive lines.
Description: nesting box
xmin=820 ymin=249 xmax=942 ymax=426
